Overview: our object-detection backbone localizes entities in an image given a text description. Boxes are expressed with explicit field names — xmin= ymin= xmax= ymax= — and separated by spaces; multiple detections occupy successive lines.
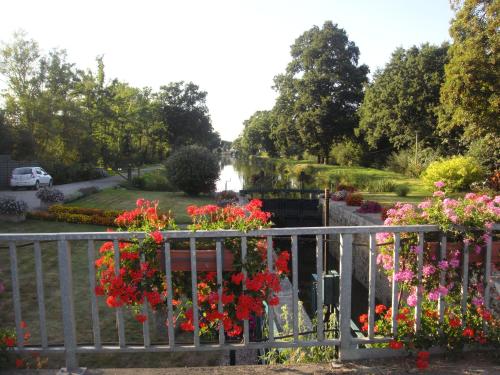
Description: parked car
xmin=10 ymin=167 xmax=53 ymax=190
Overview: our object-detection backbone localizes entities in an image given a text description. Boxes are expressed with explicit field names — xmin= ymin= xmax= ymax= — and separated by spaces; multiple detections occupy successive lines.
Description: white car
xmin=10 ymin=167 xmax=53 ymax=190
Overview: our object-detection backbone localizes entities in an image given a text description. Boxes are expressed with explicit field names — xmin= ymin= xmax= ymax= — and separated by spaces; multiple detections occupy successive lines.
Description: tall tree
xmin=239 ymin=110 xmax=279 ymax=156
xmin=438 ymin=0 xmax=499 ymax=142
xmin=157 ymin=81 xmax=220 ymax=151
xmin=357 ymin=43 xmax=451 ymax=153
xmin=274 ymin=21 xmax=369 ymax=162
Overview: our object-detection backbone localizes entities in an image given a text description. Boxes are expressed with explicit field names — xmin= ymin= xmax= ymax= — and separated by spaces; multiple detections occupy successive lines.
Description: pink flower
xmin=438 ymin=285 xmax=449 ymax=296
xmin=474 ymin=245 xmax=482 ymax=255
xmin=428 ymin=290 xmax=440 ymax=301
xmin=465 ymin=193 xmax=477 ymax=200
xmin=418 ymin=200 xmax=432 ymax=209
xmin=433 ymin=190 xmax=445 ymax=198
xmin=450 ymin=258 xmax=460 ymax=268
xmin=394 ymin=270 xmax=414 ymax=282
xmin=438 ymin=260 xmax=449 ymax=270
xmin=472 ymin=296 xmax=484 ymax=307
xmin=434 ymin=181 xmax=446 ymax=189
xmin=411 ymin=245 xmax=422 ymax=255
xmin=407 ymin=293 xmax=418 ymax=307
xmin=423 ymin=264 xmax=436 ymax=276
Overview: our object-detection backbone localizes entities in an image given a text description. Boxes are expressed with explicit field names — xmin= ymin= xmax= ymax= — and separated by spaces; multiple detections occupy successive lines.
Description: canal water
xmin=216 ymin=157 xmax=369 ymax=327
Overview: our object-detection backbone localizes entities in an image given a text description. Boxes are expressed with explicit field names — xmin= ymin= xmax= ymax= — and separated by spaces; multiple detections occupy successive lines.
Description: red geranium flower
xmin=375 ymin=304 xmax=387 ymax=314
xmin=135 ymin=314 xmax=147 ymax=323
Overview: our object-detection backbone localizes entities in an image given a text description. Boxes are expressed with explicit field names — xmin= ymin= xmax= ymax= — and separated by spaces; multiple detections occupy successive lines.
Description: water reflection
xmin=216 ymin=156 xmax=313 ymax=192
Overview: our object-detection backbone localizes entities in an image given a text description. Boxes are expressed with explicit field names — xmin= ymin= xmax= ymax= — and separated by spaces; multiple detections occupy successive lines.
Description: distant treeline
xmin=233 ymin=0 xmax=499 ymax=174
xmin=0 ymin=31 xmax=221 ymax=180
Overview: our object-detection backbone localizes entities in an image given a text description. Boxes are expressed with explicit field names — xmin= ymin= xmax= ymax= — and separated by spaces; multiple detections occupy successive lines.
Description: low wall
xmin=326 ymin=201 xmax=392 ymax=305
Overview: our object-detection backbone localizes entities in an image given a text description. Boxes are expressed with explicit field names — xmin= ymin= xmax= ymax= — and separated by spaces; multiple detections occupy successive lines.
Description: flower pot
xmin=159 ymin=248 xmax=235 ymax=272
xmin=426 ymin=241 xmax=500 ymax=265
xmin=0 ymin=213 xmax=26 ymax=223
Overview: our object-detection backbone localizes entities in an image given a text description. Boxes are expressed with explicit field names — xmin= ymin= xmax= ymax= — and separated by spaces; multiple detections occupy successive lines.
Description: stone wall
xmin=326 ymin=201 xmax=392 ymax=305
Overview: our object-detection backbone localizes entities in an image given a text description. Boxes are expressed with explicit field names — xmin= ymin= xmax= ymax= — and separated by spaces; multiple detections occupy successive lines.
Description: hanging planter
xmin=95 ymin=198 xmax=290 ymax=339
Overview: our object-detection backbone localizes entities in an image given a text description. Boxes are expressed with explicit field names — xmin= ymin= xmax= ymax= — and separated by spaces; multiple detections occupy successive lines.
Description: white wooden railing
xmin=0 ymin=224 xmax=497 ymax=372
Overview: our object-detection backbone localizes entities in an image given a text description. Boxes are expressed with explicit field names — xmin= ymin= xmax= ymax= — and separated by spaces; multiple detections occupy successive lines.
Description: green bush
xmin=394 ymin=184 xmax=410 ymax=197
xmin=386 ymin=148 xmax=440 ymax=177
xmin=366 ymin=179 xmax=396 ymax=193
xmin=330 ymin=140 xmax=364 ymax=166
xmin=422 ymin=156 xmax=486 ymax=192
xmin=466 ymin=134 xmax=499 ymax=171
xmin=165 ymin=146 xmax=220 ymax=196
xmin=131 ymin=176 xmax=146 ymax=189
xmin=142 ymin=170 xmax=176 ymax=191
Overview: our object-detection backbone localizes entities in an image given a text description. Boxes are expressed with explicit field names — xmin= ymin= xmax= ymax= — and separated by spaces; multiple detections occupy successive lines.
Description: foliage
xmin=422 ymin=156 xmax=486 ymax=192
xmin=357 ymin=200 xmax=382 ymax=214
xmin=438 ymin=0 xmax=500 ymax=143
xmin=329 ymin=139 xmax=364 ymax=166
xmin=366 ymin=179 xmax=396 ymax=193
xmin=95 ymin=199 xmax=290 ymax=340
xmin=0 ymin=196 xmax=28 ymax=215
xmin=357 ymin=43 xmax=450 ymax=153
xmin=394 ymin=184 xmax=410 ymax=197
xmin=260 ymin=304 xmax=337 ymax=364
xmin=48 ymin=204 xmax=121 ymax=218
xmin=164 ymin=146 xmax=220 ymax=196
xmin=35 ymin=187 xmax=64 ymax=203
xmin=214 ymin=190 xmax=239 ymax=207
xmin=0 ymin=33 xmax=221 ymax=180
xmin=157 ymin=81 xmax=220 ymax=151
xmin=139 ymin=170 xmax=175 ymax=191
xmin=367 ymin=184 xmax=500 ymax=361
xmin=466 ymin=134 xmax=500 ymax=172
xmin=272 ymin=21 xmax=369 ymax=161
xmin=331 ymin=190 xmax=348 ymax=202
xmin=345 ymin=192 xmax=363 ymax=206
xmin=236 ymin=111 xmax=278 ymax=157
xmin=385 ymin=147 xmax=441 ymax=177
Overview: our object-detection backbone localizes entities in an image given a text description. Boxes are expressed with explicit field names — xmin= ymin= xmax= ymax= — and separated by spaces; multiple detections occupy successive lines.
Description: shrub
xmin=215 ymin=190 xmax=239 ymax=207
xmin=336 ymin=184 xmax=356 ymax=192
xmin=385 ymin=148 xmax=440 ymax=177
xmin=131 ymin=176 xmax=146 ymax=189
xmin=356 ymin=201 xmax=382 ymax=214
xmin=78 ymin=186 xmax=100 ymax=197
xmin=394 ymin=184 xmax=410 ymax=197
xmin=165 ymin=146 xmax=220 ymax=196
xmin=366 ymin=179 xmax=396 ymax=193
xmin=142 ymin=170 xmax=176 ymax=191
xmin=422 ymin=156 xmax=486 ymax=192
xmin=330 ymin=139 xmax=364 ymax=166
xmin=466 ymin=134 xmax=499 ymax=172
xmin=36 ymin=187 xmax=64 ymax=203
xmin=0 ymin=196 xmax=28 ymax=215
xmin=331 ymin=190 xmax=348 ymax=201
xmin=346 ymin=192 xmax=363 ymax=206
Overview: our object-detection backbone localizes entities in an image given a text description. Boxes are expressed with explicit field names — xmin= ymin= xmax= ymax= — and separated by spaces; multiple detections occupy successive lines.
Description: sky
xmin=0 ymin=0 xmax=454 ymax=141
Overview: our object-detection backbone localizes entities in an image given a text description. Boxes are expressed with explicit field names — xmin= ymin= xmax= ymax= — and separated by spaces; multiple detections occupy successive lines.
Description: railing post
xmin=338 ymin=233 xmax=353 ymax=360
xmin=57 ymin=239 xmax=80 ymax=373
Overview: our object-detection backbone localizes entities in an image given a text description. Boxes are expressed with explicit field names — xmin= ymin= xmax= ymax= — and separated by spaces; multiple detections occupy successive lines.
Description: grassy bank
xmin=67 ymin=188 xmax=216 ymax=224
xmin=266 ymin=157 xmax=432 ymax=205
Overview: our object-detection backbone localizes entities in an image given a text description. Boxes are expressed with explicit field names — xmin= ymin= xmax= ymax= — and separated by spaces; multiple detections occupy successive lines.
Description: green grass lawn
xmin=274 ymin=158 xmax=432 ymax=205
xmin=0 ymin=219 xmax=225 ymax=368
xmin=67 ymin=188 xmax=216 ymax=224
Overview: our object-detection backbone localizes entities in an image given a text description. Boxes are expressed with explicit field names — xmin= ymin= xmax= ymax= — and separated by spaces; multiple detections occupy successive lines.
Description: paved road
xmin=0 ymin=166 xmax=160 ymax=210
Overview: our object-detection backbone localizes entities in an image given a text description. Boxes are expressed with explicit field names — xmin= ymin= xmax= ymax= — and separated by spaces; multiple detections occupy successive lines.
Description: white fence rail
xmin=0 ymin=224 xmax=497 ymax=371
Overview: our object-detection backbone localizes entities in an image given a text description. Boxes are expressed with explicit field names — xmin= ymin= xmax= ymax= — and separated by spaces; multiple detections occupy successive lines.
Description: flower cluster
xmin=35 ymin=187 xmax=64 ymax=203
xmin=360 ymin=182 xmax=500 ymax=364
xmin=0 ymin=196 xmax=28 ymax=215
xmin=95 ymin=198 xmax=290 ymax=340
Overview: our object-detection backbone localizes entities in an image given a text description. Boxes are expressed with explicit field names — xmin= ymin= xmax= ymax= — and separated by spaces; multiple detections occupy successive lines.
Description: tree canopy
xmin=273 ymin=21 xmax=369 ymax=162
xmin=438 ymin=0 xmax=500 ymax=143
xmin=357 ymin=43 xmax=450 ymax=152
xmin=0 ymin=32 xmax=221 ymax=179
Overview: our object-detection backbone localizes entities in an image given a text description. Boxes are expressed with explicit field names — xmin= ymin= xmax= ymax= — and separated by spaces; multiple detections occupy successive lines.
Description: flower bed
xmin=359 ymin=181 xmax=500 ymax=367
xmin=27 ymin=205 xmax=123 ymax=227
xmin=0 ymin=196 xmax=27 ymax=222
xmin=94 ymin=199 xmax=291 ymax=339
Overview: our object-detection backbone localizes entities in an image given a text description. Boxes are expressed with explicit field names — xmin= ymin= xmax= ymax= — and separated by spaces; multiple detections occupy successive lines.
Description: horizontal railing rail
xmin=0 ymin=223 xmax=498 ymax=371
